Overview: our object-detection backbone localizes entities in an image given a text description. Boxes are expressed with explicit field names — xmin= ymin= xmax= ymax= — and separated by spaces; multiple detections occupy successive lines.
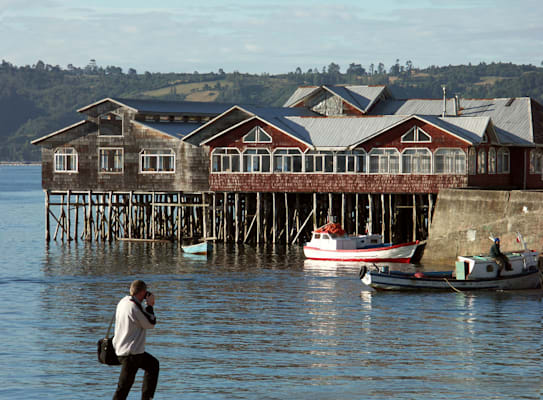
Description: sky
xmin=1 ymin=0 xmax=542 ymax=74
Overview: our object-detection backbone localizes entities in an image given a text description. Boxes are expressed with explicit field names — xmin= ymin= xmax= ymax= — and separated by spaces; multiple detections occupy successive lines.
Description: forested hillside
xmin=2 ymin=59 xmax=543 ymax=161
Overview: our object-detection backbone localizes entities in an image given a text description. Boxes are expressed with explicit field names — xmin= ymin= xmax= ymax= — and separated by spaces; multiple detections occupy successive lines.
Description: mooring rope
xmin=444 ymin=278 xmax=463 ymax=294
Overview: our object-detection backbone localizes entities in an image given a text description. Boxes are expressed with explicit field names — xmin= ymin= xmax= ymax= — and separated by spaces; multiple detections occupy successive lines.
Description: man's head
xmin=495 ymin=238 xmax=500 ymax=245
xmin=130 ymin=279 xmax=147 ymax=297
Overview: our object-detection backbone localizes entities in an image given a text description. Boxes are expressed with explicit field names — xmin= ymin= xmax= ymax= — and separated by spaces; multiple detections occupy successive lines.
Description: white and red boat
xmin=303 ymin=223 xmax=420 ymax=263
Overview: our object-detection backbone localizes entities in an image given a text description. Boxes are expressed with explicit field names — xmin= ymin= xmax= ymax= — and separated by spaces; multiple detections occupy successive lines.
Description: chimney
xmin=453 ymin=95 xmax=460 ymax=116
xmin=441 ymin=86 xmax=447 ymax=117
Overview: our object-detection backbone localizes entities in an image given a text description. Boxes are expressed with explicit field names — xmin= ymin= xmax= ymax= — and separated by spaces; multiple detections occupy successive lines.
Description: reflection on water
xmin=1 ymin=165 xmax=542 ymax=399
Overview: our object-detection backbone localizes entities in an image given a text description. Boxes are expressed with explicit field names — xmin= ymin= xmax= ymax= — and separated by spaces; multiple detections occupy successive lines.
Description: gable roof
xmin=31 ymin=120 xmax=95 ymax=145
xmin=283 ymin=85 xmax=390 ymax=113
xmin=77 ymin=97 xmax=233 ymax=117
xmin=133 ymin=121 xmax=202 ymax=139
xmin=370 ymin=97 xmax=534 ymax=145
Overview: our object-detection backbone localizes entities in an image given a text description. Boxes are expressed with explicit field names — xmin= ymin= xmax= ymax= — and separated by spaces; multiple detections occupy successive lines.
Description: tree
xmin=128 ymin=68 xmax=137 ymax=75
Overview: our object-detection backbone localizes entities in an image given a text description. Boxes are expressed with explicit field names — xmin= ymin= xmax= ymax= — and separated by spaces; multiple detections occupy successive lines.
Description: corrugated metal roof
xmin=371 ymin=97 xmax=533 ymax=144
xmin=326 ymin=85 xmax=387 ymax=112
xmin=136 ymin=121 xmax=202 ymax=138
xmin=278 ymin=115 xmax=494 ymax=148
xmin=424 ymin=116 xmax=490 ymax=144
xmin=112 ymin=97 xmax=233 ymax=115
xmin=283 ymin=116 xmax=408 ymax=147
xmin=283 ymin=85 xmax=388 ymax=112
xmin=283 ymin=86 xmax=320 ymax=107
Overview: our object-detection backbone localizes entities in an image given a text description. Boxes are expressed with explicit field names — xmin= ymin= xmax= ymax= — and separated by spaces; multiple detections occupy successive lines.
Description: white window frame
xmin=139 ymin=149 xmax=176 ymax=174
xmin=335 ymin=150 xmax=367 ymax=173
xmin=434 ymin=148 xmax=466 ymax=174
xmin=368 ymin=148 xmax=400 ymax=174
xmin=401 ymin=148 xmax=432 ymax=174
xmin=54 ymin=147 xmax=78 ymax=173
xmin=488 ymin=147 xmax=496 ymax=175
xmin=273 ymin=148 xmax=303 ymax=173
xmin=98 ymin=147 xmax=124 ymax=174
xmin=98 ymin=113 xmax=124 ymax=137
xmin=242 ymin=148 xmax=271 ymax=173
xmin=304 ymin=150 xmax=334 ymax=173
xmin=468 ymin=148 xmax=476 ymax=175
xmin=401 ymin=126 xmax=432 ymax=143
xmin=477 ymin=149 xmax=487 ymax=174
xmin=529 ymin=149 xmax=543 ymax=174
xmin=211 ymin=148 xmax=241 ymax=173
xmin=243 ymin=126 xmax=272 ymax=143
xmin=497 ymin=148 xmax=510 ymax=174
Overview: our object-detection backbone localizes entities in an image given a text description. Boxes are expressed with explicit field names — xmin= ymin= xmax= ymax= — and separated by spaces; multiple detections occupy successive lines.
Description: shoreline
xmin=0 ymin=162 xmax=40 ymax=166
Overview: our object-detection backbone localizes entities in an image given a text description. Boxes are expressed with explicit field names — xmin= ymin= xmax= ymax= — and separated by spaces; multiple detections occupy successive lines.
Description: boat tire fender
xmin=359 ymin=266 xmax=367 ymax=280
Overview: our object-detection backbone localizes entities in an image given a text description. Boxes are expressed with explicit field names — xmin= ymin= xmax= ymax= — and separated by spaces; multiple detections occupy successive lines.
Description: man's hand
xmin=146 ymin=293 xmax=155 ymax=307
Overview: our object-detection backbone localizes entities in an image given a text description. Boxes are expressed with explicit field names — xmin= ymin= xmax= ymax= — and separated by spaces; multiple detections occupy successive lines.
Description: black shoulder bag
xmin=97 ymin=312 xmax=121 ymax=365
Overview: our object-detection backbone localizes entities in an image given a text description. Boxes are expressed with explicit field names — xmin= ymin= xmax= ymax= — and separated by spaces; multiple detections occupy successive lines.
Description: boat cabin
xmin=455 ymin=251 xmax=539 ymax=280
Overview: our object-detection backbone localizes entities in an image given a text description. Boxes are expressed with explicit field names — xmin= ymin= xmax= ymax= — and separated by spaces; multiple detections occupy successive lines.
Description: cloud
xmin=0 ymin=0 xmax=542 ymax=73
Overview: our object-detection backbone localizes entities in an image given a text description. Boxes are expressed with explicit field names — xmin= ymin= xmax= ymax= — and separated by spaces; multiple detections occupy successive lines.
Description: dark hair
xmin=130 ymin=280 xmax=147 ymax=296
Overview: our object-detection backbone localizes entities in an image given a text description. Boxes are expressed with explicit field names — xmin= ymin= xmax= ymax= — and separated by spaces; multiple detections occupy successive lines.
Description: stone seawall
xmin=422 ymin=188 xmax=543 ymax=265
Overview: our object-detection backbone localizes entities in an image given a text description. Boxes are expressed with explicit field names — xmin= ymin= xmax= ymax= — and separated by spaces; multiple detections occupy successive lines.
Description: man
xmin=490 ymin=237 xmax=510 ymax=277
xmin=113 ymin=280 xmax=159 ymax=400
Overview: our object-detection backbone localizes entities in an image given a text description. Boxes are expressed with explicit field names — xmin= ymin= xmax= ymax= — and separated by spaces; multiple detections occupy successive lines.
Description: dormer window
xmin=481 ymin=134 xmax=488 ymax=143
xmin=99 ymin=113 xmax=123 ymax=136
xmin=243 ymin=126 xmax=272 ymax=143
xmin=401 ymin=126 xmax=431 ymax=143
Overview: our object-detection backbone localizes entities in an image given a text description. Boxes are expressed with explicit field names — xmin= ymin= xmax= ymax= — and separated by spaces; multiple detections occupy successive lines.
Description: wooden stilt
xmin=388 ymin=194 xmax=392 ymax=243
xmin=328 ymin=193 xmax=332 ymax=221
xmin=367 ymin=194 xmax=373 ymax=234
xmin=45 ymin=190 xmax=50 ymax=241
xmin=412 ymin=193 xmax=417 ymax=241
xmin=355 ymin=193 xmax=359 ymax=235
xmin=224 ymin=192 xmax=228 ymax=243
xmin=313 ymin=193 xmax=317 ymax=230
xmin=381 ymin=193 xmax=385 ymax=239
xmin=66 ymin=190 xmax=72 ymax=241
xmin=272 ymin=192 xmax=276 ymax=244
xmin=341 ymin=193 xmax=345 ymax=228
xmin=256 ymin=192 xmax=261 ymax=244
xmin=74 ymin=194 xmax=79 ymax=241
xmin=284 ymin=193 xmax=289 ymax=244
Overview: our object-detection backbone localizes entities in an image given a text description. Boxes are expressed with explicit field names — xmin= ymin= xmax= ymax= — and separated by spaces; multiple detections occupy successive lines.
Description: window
xmin=305 ymin=151 xmax=334 ymax=173
xmin=402 ymin=148 xmax=432 ymax=174
xmin=401 ymin=126 xmax=431 ymax=143
xmin=497 ymin=148 xmax=510 ymax=174
xmin=477 ymin=149 xmax=486 ymax=174
xmin=488 ymin=148 xmax=496 ymax=174
xmin=243 ymin=126 xmax=272 ymax=143
xmin=243 ymin=149 xmax=270 ymax=172
xmin=468 ymin=148 xmax=476 ymax=175
xmin=369 ymin=148 xmax=400 ymax=174
xmin=54 ymin=148 xmax=78 ymax=173
xmin=273 ymin=149 xmax=302 ymax=173
xmin=212 ymin=148 xmax=241 ymax=172
xmin=99 ymin=148 xmax=123 ymax=173
xmin=529 ymin=149 xmax=543 ymax=174
xmin=99 ymin=114 xmax=122 ymax=136
xmin=336 ymin=150 xmax=366 ymax=173
xmin=140 ymin=149 xmax=175 ymax=173
xmin=434 ymin=149 xmax=466 ymax=174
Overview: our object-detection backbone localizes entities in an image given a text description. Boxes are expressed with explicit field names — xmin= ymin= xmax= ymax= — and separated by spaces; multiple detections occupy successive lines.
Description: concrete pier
xmin=422 ymin=188 xmax=543 ymax=265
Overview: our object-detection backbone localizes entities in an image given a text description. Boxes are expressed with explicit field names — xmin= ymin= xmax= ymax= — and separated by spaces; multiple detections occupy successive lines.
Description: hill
xmin=2 ymin=60 xmax=543 ymax=161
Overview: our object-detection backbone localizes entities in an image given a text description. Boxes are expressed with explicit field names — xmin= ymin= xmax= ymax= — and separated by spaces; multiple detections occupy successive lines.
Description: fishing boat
xmin=182 ymin=241 xmax=212 ymax=255
xmin=303 ymin=223 xmax=421 ymax=263
xmin=359 ymin=249 xmax=542 ymax=291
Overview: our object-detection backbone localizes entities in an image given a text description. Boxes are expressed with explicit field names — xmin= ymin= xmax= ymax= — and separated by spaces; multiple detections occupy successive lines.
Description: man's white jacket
xmin=113 ymin=296 xmax=156 ymax=356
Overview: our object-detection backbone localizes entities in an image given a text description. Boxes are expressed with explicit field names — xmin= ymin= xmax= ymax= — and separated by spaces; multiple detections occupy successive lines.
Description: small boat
xmin=359 ymin=249 xmax=542 ymax=291
xmin=303 ymin=223 xmax=420 ymax=263
xmin=182 ymin=241 xmax=212 ymax=255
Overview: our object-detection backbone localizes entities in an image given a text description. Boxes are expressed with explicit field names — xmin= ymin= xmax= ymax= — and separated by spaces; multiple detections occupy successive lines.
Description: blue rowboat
xmin=182 ymin=241 xmax=212 ymax=255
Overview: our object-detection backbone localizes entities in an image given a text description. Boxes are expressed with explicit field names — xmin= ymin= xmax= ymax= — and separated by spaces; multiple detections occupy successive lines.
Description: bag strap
xmin=105 ymin=312 xmax=115 ymax=339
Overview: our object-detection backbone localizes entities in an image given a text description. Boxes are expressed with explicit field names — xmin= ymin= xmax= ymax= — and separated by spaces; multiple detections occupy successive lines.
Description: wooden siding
xmin=210 ymin=173 xmax=468 ymax=193
xmin=40 ymin=108 xmax=210 ymax=192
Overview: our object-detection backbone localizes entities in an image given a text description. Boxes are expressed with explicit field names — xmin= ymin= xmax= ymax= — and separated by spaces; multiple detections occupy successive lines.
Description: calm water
xmin=0 ymin=165 xmax=541 ymax=400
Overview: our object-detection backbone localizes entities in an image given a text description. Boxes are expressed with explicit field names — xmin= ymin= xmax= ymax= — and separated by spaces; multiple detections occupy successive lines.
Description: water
xmin=0 ymin=165 xmax=541 ymax=400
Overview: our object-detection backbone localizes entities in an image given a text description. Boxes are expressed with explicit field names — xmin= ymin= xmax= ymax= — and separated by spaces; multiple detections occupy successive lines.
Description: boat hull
xmin=303 ymin=241 xmax=419 ymax=263
xmin=182 ymin=242 xmax=212 ymax=254
xmin=361 ymin=269 xmax=542 ymax=291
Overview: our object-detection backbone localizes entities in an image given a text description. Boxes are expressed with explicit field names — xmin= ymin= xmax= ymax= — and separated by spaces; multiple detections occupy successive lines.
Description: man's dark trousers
xmin=113 ymin=352 xmax=159 ymax=400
